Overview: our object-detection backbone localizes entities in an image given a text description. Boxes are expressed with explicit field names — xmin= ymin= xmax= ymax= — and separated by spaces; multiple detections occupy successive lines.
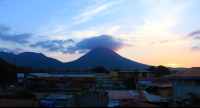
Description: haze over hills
xmin=0 ymin=47 xmax=187 ymax=71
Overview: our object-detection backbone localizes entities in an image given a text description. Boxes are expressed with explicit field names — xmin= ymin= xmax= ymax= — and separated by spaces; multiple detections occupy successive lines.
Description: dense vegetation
xmin=148 ymin=65 xmax=171 ymax=77
xmin=13 ymin=89 xmax=37 ymax=100
xmin=0 ymin=57 xmax=72 ymax=83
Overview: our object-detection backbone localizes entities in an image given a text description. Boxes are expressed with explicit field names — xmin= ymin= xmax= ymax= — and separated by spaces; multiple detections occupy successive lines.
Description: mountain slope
xmin=0 ymin=51 xmax=65 ymax=69
xmin=64 ymin=47 xmax=150 ymax=70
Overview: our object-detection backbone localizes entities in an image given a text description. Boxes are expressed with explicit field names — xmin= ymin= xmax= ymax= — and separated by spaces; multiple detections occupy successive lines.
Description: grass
xmin=0 ymin=88 xmax=15 ymax=95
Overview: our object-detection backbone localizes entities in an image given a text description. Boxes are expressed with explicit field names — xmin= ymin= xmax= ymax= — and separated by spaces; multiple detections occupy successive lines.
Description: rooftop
xmin=95 ymin=74 xmax=111 ymax=78
xmin=45 ymin=95 xmax=74 ymax=100
xmin=167 ymin=67 xmax=200 ymax=77
xmin=108 ymin=91 xmax=136 ymax=100
xmin=113 ymin=101 xmax=159 ymax=107
xmin=107 ymin=90 xmax=168 ymax=102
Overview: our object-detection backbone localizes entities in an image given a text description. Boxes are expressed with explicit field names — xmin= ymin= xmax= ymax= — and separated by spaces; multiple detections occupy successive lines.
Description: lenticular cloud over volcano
xmin=64 ymin=35 xmax=128 ymax=54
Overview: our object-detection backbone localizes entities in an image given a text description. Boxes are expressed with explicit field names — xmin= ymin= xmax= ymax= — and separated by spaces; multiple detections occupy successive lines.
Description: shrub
xmin=13 ymin=89 xmax=37 ymax=100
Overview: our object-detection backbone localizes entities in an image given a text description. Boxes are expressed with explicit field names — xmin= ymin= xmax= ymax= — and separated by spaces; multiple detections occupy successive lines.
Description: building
xmin=136 ymin=77 xmax=172 ymax=97
xmin=26 ymin=72 xmax=96 ymax=88
xmin=110 ymin=70 xmax=152 ymax=81
xmin=0 ymin=99 xmax=35 ymax=107
xmin=96 ymin=81 xmax=125 ymax=90
xmin=164 ymin=67 xmax=200 ymax=107
xmin=113 ymin=101 xmax=159 ymax=107
xmin=107 ymin=90 xmax=136 ymax=107
xmin=95 ymin=73 xmax=111 ymax=81
xmin=110 ymin=71 xmax=118 ymax=80
xmin=44 ymin=95 xmax=74 ymax=107
xmin=107 ymin=90 xmax=168 ymax=107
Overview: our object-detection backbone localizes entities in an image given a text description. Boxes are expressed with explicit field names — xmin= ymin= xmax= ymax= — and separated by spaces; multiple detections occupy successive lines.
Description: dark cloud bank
xmin=30 ymin=35 xmax=128 ymax=54
xmin=0 ymin=24 xmax=32 ymax=44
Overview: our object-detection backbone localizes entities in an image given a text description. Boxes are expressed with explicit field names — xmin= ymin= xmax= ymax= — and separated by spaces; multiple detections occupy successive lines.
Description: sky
xmin=0 ymin=0 xmax=200 ymax=68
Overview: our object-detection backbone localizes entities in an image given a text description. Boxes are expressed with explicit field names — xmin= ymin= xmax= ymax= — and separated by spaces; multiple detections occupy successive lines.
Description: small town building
xmin=164 ymin=67 xmax=200 ymax=107
xmin=110 ymin=70 xmax=152 ymax=81
xmin=95 ymin=73 xmax=111 ymax=81
xmin=26 ymin=72 xmax=96 ymax=88
xmin=107 ymin=90 xmax=168 ymax=107
xmin=107 ymin=90 xmax=136 ymax=107
xmin=136 ymin=77 xmax=172 ymax=97
xmin=96 ymin=81 xmax=125 ymax=90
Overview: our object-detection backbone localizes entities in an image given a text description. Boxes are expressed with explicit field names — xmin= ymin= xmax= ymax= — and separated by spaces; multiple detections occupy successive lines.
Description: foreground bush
xmin=13 ymin=89 xmax=37 ymax=100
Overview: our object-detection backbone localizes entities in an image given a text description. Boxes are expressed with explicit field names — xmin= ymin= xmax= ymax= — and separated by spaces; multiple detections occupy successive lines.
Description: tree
xmin=148 ymin=66 xmax=156 ymax=74
xmin=155 ymin=65 xmax=170 ymax=77
xmin=66 ymin=69 xmax=71 ymax=72
xmin=93 ymin=66 xmax=108 ymax=74
xmin=13 ymin=89 xmax=37 ymax=100
xmin=124 ymin=77 xmax=137 ymax=90
xmin=181 ymin=92 xmax=200 ymax=107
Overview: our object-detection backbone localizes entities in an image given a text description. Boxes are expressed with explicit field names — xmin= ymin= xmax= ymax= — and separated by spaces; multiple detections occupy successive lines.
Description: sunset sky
xmin=0 ymin=0 xmax=200 ymax=68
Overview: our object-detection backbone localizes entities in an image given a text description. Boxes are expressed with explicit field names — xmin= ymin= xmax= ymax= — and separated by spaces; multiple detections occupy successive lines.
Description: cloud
xmin=0 ymin=47 xmax=24 ymax=54
xmin=191 ymin=46 xmax=200 ymax=52
xmin=194 ymin=36 xmax=200 ymax=40
xmin=29 ymin=39 xmax=75 ymax=52
xmin=72 ymin=1 xmax=117 ymax=24
xmin=64 ymin=35 xmax=128 ymax=54
xmin=0 ymin=24 xmax=32 ymax=44
xmin=184 ymin=29 xmax=200 ymax=39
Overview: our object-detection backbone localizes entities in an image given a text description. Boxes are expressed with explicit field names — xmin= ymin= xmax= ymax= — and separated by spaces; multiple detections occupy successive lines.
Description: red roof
xmin=0 ymin=99 xmax=35 ymax=107
xmin=158 ymin=84 xmax=172 ymax=88
xmin=108 ymin=92 xmax=136 ymax=100
xmin=168 ymin=67 xmax=200 ymax=76
xmin=113 ymin=101 xmax=159 ymax=107
xmin=95 ymin=75 xmax=111 ymax=78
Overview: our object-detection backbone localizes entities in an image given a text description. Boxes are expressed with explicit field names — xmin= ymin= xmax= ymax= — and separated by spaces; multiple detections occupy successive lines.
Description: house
xmin=113 ymin=101 xmax=159 ymax=107
xmin=107 ymin=90 xmax=168 ymax=107
xmin=110 ymin=71 xmax=118 ymax=80
xmin=0 ymin=99 xmax=35 ymax=107
xmin=26 ymin=72 xmax=96 ymax=88
xmin=107 ymin=90 xmax=136 ymax=107
xmin=136 ymin=77 xmax=172 ymax=97
xmin=164 ymin=67 xmax=200 ymax=107
xmin=96 ymin=81 xmax=125 ymax=90
xmin=110 ymin=70 xmax=152 ymax=81
xmin=95 ymin=73 xmax=111 ymax=81
xmin=44 ymin=95 xmax=74 ymax=107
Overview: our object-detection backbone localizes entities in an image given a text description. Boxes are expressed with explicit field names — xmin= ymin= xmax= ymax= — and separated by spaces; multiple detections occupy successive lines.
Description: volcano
xmin=0 ymin=47 xmax=187 ymax=71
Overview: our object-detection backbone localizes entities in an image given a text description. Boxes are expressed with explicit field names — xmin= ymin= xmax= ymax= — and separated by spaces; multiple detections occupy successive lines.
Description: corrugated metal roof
xmin=113 ymin=101 xmax=159 ymax=107
xmin=95 ymin=75 xmax=111 ymax=78
xmin=168 ymin=67 xmax=200 ymax=76
xmin=158 ymin=84 xmax=172 ymax=88
xmin=28 ymin=73 xmax=95 ymax=77
xmin=45 ymin=95 xmax=74 ymax=100
xmin=108 ymin=92 xmax=136 ymax=100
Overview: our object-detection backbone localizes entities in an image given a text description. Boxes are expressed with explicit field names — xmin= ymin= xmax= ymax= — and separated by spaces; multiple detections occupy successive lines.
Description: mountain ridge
xmin=0 ymin=48 xmax=188 ymax=71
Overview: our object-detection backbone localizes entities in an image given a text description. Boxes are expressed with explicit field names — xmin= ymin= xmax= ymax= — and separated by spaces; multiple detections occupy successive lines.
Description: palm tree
xmin=181 ymin=92 xmax=200 ymax=107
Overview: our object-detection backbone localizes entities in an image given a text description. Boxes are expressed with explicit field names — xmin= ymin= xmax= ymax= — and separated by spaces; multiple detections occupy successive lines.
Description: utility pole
xmin=64 ymin=75 xmax=66 ymax=94
xmin=5 ymin=74 xmax=6 ymax=86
